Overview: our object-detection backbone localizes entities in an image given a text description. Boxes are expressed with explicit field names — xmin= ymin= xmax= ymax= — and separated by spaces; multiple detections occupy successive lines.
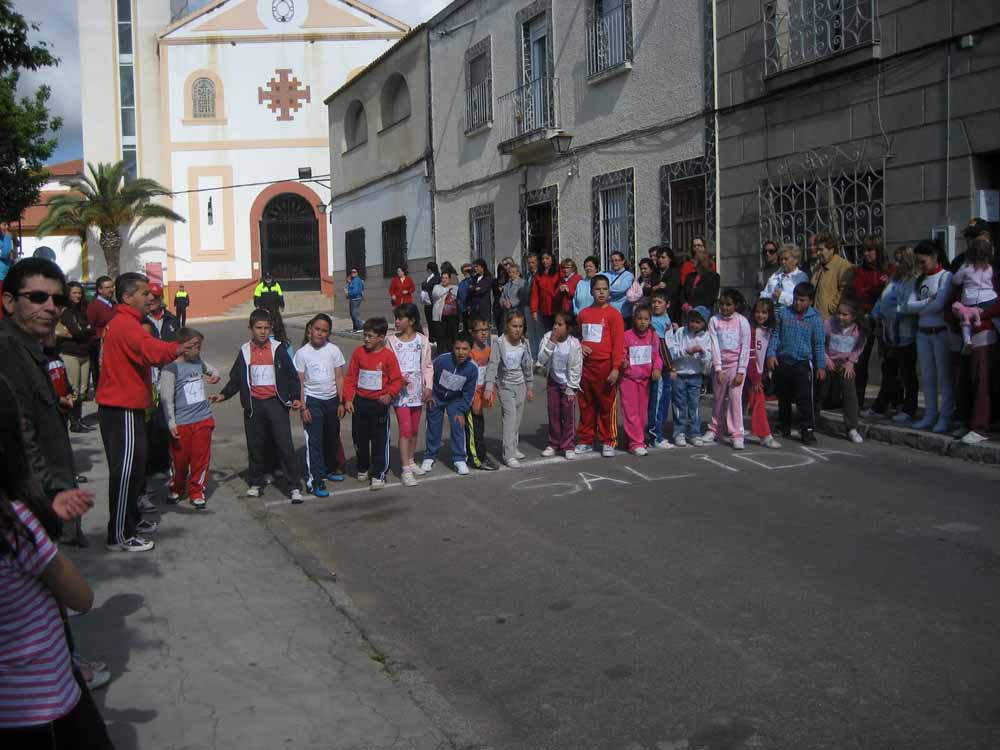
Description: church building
xmin=75 ymin=0 xmax=407 ymax=315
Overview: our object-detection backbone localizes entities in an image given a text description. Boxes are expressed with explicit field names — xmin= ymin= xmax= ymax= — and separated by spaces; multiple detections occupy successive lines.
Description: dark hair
xmin=397 ymin=263 xmax=408 ymax=274
xmin=176 ymin=326 xmax=204 ymax=344
xmin=95 ymin=275 xmax=112 ymax=290
xmin=0 ymin=375 xmax=59 ymax=557
xmin=793 ymin=281 xmax=816 ymax=301
xmin=249 ymin=308 xmax=271 ymax=327
xmin=632 ymin=302 xmax=652 ymax=318
xmin=651 ymin=289 xmax=670 ymax=303
xmin=836 ymin=297 xmax=869 ymax=337
xmin=762 ymin=240 xmax=779 ymax=257
xmin=468 ymin=315 xmax=490 ymax=331
xmin=583 ymin=255 xmax=600 ymax=270
xmin=610 ymin=251 xmax=626 ymax=263
xmin=861 ymin=235 xmax=885 ymax=270
xmin=656 ymin=246 xmax=675 ymax=262
xmin=472 ymin=258 xmax=489 ymax=275
xmin=638 ymin=258 xmax=655 ymax=274
xmin=66 ymin=280 xmax=87 ymax=312
xmin=115 ymin=272 xmax=148 ymax=303
xmin=440 ymin=261 xmax=457 ymax=276
xmin=393 ymin=303 xmax=424 ymax=334
xmin=553 ymin=309 xmax=576 ymax=334
xmin=426 ymin=261 xmax=439 ymax=274
xmin=504 ymin=309 xmax=526 ymax=329
xmin=966 ymin=237 xmax=994 ymax=270
xmin=2 ymin=257 xmax=66 ymax=298
xmin=363 ymin=316 xmax=389 ymax=336
xmin=301 ymin=313 xmax=333 ymax=346
xmin=815 ymin=231 xmax=839 ymax=253
xmin=590 ymin=273 xmax=609 ymax=292
xmin=453 ymin=332 xmax=474 ymax=348
xmin=538 ymin=252 xmax=558 ymax=276
xmin=913 ymin=238 xmax=948 ymax=267
xmin=751 ymin=297 xmax=776 ymax=330
xmin=270 ymin=311 xmax=288 ymax=343
xmin=719 ymin=288 xmax=745 ymax=310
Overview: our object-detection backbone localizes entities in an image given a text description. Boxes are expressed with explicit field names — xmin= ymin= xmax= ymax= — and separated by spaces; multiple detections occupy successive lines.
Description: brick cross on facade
xmin=257 ymin=68 xmax=311 ymax=122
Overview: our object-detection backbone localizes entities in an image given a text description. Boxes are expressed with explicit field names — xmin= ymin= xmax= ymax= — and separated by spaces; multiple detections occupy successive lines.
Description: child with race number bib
xmin=464 ymin=316 xmax=499 ymax=471
xmin=294 ymin=314 xmax=347 ymax=498
xmin=820 ymin=299 xmax=866 ymax=444
xmin=537 ymin=311 xmax=583 ymax=459
xmin=746 ymin=299 xmax=781 ymax=448
xmin=387 ymin=304 xmax=433 ymax=487
xmin=620 ymin=304 xmax=663 ymax=456
xmin=484 ymin=310 xmax=535 ymax=467
xmin=342 ymin=317 xmax=405 ymax=490
xmin=421 ymin=335 xmax=479 ymax=475
xmin=576 ymin=275 xmax=626 ymax=457
xmin=704 ymin=289 xmax=752 ymax=449
xmin=666 ymin=306 xmax=713 ymax=446
xmin=646 ymin=290 xmax=675 ymax=449
xmin=160 ymin=328 xmax=221 ymax=508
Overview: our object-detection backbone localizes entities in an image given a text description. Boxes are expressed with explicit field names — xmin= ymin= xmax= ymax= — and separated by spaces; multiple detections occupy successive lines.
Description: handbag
xmin=625 ymin=279 xmax=644 ymax=303
xmin=442 ymin=290 xmax=458 ymax=316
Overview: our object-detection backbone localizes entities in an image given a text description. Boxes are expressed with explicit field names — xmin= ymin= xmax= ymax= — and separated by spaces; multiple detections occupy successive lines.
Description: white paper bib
xmin=629 ymin=345 xmax=652 ymax=366
xmin=250 ymin=364 xmax=276 ymax=387
xmin=830 ymin=333 xmax=856 ymax=354
xmin=358 ymin=368 xmax=383 ymax=391
xmin=183 ymin=378 xmax=206 ymax=404
xmin=439 ymin=369 xmax=468 ymax=392
xmin=718 ymin=329 xmax=740 ymax=351
xmin=582 ymin=323 xmax=604 ymax=343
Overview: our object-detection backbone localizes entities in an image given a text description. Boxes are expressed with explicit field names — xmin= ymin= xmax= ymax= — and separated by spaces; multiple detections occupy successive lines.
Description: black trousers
xmin=871 ymin=343 xmax=918 ymax=417
xmin=352 ymin=397 xmax=390 ymax=481
xmin=423 ymin=305 xmax=435 ymax=342
xmin=176 ymin=306 xmax=187 ymax=327
xmin=775 ymin=360 xmax=816 ymax=432
xmin=244 ymin=397 xmax=300 ymax=489
xmin=99 ymin=406 xmax=146 ymax=544
xmin=438 ymin=315 xmax=459 ymax=354
xmin=465 ymin=409 xmax=488 ymax=467
xmin=854 ymin=330 xmax=876 ymax=408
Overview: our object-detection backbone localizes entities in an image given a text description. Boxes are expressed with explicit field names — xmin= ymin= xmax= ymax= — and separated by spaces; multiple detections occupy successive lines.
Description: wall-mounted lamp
xmin=298 ymin=167 xmax=313 ymax=180
xmin=316 ymin=202 xmax=328 ymax=215
xmin=550 ymin=131 xmax=573 ymax=155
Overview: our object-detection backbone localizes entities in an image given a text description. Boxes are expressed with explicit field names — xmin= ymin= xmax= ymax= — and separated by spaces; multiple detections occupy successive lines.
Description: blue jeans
xmin=349 ymin=298 xmax=363 ymax=330
xmin=425 ymin=397 xmax=467 ymax=462
xmin=647 ymin=376 xmax=673 ymax=442
xmin=671 ymin=374 xmax=703 ymax=439
xmin=303 ymin=396 xmax=340 ymax=488
xmin=916 ymin=329 xmax=953 ymax=423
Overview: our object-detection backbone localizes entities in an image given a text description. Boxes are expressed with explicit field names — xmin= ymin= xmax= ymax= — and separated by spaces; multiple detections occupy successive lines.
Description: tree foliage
xmin=0 ymin=0 xmax=56 ymax=74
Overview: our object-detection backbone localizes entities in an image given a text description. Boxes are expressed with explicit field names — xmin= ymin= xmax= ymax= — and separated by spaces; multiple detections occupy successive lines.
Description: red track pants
xmin=169 ymin=417 xmax=215 ymax=500
xmin=745 ymin=385 xmax=772 ymax=438
xmin=577 ymin=359 xmax=619 ymax=447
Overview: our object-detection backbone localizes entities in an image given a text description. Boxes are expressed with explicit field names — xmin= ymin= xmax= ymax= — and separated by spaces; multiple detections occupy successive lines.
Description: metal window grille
xmin=381 ymin=216 xmax=407 ymax=278
xmin=472 ymin=213 xmax=494 ymax=268
xmin=588 ymin=0 xmax=630 ymax=76
xmin=764 ymin=0 xmax=879 ymax=76
xmin=192 ymin=77 xmax=216 ymax=118
xmin=600 ymin=185 xmax=628 ymax=268
xmin=465 ymin=78 xmax=493 ymax=132
xmin=498 ymin=77 xmax=559 ymax=143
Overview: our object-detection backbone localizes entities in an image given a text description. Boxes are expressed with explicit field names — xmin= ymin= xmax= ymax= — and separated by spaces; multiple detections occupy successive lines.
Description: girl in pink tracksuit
xmin=620 ymin=305 xmax=663 ymax=455
xmin=705 ymin=289 xmax=751 ymax=449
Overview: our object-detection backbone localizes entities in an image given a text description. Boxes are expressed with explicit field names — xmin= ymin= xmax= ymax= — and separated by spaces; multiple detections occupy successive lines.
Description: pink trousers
xmin=709 ymin=367 xmax=746 ymax=439
xmin=620 ymin=377 xmax=650 ymax=449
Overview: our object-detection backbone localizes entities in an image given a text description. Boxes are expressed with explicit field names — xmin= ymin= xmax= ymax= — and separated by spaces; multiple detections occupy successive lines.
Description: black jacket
xmin=147 ymin=308 xmax=181 ymax=342
xmin=219 ymin=339 xmax=299 ymax=416
xmin=682 ymin=268 xmax=720 ymax=311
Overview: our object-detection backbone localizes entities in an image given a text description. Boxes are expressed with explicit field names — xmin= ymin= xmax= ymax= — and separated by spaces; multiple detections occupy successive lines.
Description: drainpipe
xmin=944 ymin=43 xmax=952 ymax=225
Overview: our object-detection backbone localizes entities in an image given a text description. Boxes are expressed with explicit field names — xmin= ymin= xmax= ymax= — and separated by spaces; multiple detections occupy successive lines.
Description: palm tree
xmin=37 ymin=160 xmax=184 ymax=278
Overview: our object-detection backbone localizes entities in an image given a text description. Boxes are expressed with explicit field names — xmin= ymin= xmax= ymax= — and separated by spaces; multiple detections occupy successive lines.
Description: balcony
xmin=497 ymin=77 xmax=561 ymax=155
xmin=587 ymin=2 xmax=632 ymax=80
xmin=764 ymin=0 xmax=879 ymax=79
xmin=465 ymin=78 xmax=493 ymax=135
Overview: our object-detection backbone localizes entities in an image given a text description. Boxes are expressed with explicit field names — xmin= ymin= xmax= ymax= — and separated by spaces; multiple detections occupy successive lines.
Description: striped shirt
xmin=0 ymin=502 xmax=80 ymax=727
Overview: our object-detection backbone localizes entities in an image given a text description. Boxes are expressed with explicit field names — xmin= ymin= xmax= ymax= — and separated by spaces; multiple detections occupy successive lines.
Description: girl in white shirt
xmin=387 ymin=304 xmax=433 ymax=486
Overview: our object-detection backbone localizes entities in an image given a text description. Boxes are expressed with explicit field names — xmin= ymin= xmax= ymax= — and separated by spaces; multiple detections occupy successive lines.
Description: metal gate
xmin=260 ymin=193 xmax=319 ymax=289
xmin=381 ymin=216 xmax=407 ymax=278
xmin=758 ymin=146 xmax=885 ymax=264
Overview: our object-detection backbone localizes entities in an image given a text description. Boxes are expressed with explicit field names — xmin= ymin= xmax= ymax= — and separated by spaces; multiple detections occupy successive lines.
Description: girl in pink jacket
xmin=620 ymin=305 xmax=663 ymax=455
xmin=820 ymin=299 xmax=866 ymax=444
xmin=388 ymin=304 xmax=434 ymax=485
xmin=704 ymin=290 xmax=752 ymax=449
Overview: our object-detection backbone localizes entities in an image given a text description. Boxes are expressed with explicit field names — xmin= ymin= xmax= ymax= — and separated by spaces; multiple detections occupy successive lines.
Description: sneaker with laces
xmin=166 ymin=492 xmax=181 ymax=505
xmin=190 ymin=495 xmax=207 ymax=509
xmin=761 ymin=435 xmax=781 ymax=449
xmin=401 ymin=470 xmax=418 ymax=487
xmin=106 ymin=537 xmax=155 ymax=552
xmin=848 ymin=429 xmax=864 ymax=444
xmin=690 ymin=436 xmax=705 ymax=447
xmin=137 ymin=495 xmax=157 ymax=514
xmin=732 ymin=438 xmax=745 ymax=450
xmin=541 ymin=446 xmax=557 ymax=457
xmin=454 ymin=461 xmax=470 ymax=475
xmin=135 ymin=519 xmax=158 ymax=534
xmin=961 ymin=430 xmax=989 ymax=445
xmin=564 ymin=449 xmax=576 ymax=460
xmin=290 ymin=489 xmax=304 ymax=504
xmin=420 ymin=459 xmax=435 ymax=473
xmin=477 ymin=459 xmax=500 ymax=471
xmin=575 ymin=444 xmax=593 ymax=455
xmin=674 ymin=434 xmax=687 ymax=447
xmin=245 ymin=486 xmax=261 ymax=498
xmin=312 ymin=482 xmax=329 ymax=498
xmin=631 ymin=446 xmax=648 ymax=457
xmin=505 ymin=457 xmax=521 ymax=468
xmin=700 ymin=431 xmax=716 ymax=443
xmin=515 ymin=450 xmax=526 ymax=460
xmin=654 ymin=439 xmax=673 ymax=450
xmin=601 ymin=444 xmax=616 ymax=458
xmin=357 ymin=471 xmax=369 ymax=483
xmin=370 ymin=479 xmax=385 ymax=491
xmin=408 ymin=462 xmax=426 ymax=476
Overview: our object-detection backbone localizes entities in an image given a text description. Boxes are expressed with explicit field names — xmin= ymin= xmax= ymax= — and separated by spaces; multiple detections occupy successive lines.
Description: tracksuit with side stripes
xmin=575 ymin=304 xmax=626 ymax=449
xmin=342 ymin=345 xmax=404 ymax=482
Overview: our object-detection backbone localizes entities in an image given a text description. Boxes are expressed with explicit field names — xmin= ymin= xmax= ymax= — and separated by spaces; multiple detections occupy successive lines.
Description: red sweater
xmin=389 ymin=276 xmax=415 ymax=306
xmin=554 ymin=273 xmax=581 ymax=314
xmin=577 ymin=304 xmax=625 ymax=367
xmin=86 ymin=297 xmax=117 ymax=338
xmin=343 ymin=346 xmax=405 ymax=402
xmin=531 ymin=272 xmax=560 ymax=316
xmin=96 ymin=305 xmax=180 ymax=409
xmin=850 ymin=264 xmax=891 ymax=314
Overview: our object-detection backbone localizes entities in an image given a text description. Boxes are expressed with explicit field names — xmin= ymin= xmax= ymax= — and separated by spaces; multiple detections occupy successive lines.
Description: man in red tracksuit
xmin=575 ymin=275 xmax=626 ymax=456
xmin=98 ymin=273 xmax=198 ymax=552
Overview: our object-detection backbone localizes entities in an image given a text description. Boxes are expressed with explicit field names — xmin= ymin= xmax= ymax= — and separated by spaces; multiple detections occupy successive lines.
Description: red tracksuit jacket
xmin=96 ymin=305 xmax=180 ymax=409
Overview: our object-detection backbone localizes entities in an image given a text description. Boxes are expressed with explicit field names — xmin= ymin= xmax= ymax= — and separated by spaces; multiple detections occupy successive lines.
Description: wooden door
xmin=671 ymin=176 xmax=706 ymax=255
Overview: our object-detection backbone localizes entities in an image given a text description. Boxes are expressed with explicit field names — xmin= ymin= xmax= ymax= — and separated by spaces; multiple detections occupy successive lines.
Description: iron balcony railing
xmin=465 ymin=78 xmax=493 ymax=133
xmin=588 ymin=3 xmax=630 ymax=77
xmin=497 ymin=77 xmax=560 ymax=145
xmin=763 ymin=0 xmax=879 ymax=77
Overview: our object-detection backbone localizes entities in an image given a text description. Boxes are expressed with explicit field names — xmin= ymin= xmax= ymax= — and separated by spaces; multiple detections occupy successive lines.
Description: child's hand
xmin=765 ymin=356 xmax=777 ymax=373
xmin=337 ymin=404 xmax=346 ymax=418
xmin=652 ymin=369 xmax=661 ymax=382
xmin=51 ymin=488 xmax=95 ymax=521
xmin=581 ymin=345 xmax=592 ymax=357
xmin=301 ymin=407 xmax=312 ymax=424
xmin=670 ymin=370 xmax=679 ymax=380
xmin=291 ymin=399 xmax=302 ymax=410
xmin=688 ymin=345 xmax=702 ymax=354
xmin=816 ymin=368 xmax=827 ymax=382
xmin=170 ymin=426 xmax=180 ymax=439
xmin=752 ymin=381 xmax=763 ymax=393
xmin=345 ymin=401 xmax=355 ymax=414
xmin=526 ymin=388 xmax=534 ymax=402
xmin=607 ymin=368 xmax=620 ymax=385
xmin=565 ymin=389 xmax=576 ymax=400
xmin=843 ymin=362 xmax=855 ymax=380
xmin=453 ymin=413 xmax=465 ymax=429
xmin=206 ymin=374 xmax=221 ymax=385
xmin=209 ymin=394 xmax=225 ymax=403
xmin=733 ymin=373 xmax=745 ymax=387
xmin=715 ymin=370 xmax=724 ymax=386
xmin=422 ymin=387 xmax=432 ymax=402
xmin=378 ymin=394 xmax=392 ymax=405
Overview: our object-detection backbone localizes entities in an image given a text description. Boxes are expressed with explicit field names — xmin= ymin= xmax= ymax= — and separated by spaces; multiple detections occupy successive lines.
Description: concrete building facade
xmin=716 ymin=0 xmax=1000 ymax=295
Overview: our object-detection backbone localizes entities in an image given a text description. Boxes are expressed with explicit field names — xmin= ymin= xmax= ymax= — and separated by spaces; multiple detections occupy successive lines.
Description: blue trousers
xmin=303 ymin=395 xmax=340 ymax=488
xmin=916 ymin=330 xmax=954 ymax=423
xmin=425 ymin=397 xmax=467 ymax=462
xmin=349 ymin=298 xmax=363 ymax=330
xmin=672 ymin=374 xmax=703 ymax=439
xmin=647 ymin=376 xmax=673 ymax=441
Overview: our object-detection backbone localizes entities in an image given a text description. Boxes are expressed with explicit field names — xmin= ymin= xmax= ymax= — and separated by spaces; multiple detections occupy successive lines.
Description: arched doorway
xmin=259 ymin=193 xmax=320 ymax=291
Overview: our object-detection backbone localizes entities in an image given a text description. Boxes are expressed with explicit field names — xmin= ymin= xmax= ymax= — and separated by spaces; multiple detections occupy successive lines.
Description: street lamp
xmin=550 ymin=132 xmax=573 ymax=155
xmin=298 ymin=167 xmax=313 ymax=180
xmin=316 ymin=202 xmax=327 ymax=215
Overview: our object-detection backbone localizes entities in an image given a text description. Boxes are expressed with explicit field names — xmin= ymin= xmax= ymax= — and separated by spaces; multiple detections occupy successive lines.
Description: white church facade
xmin=76 ymin=0 xmax=407 ymax=315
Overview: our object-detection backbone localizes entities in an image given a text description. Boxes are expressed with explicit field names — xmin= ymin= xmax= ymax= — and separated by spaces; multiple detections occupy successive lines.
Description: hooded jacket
xmin=219 ymin=339 xmax=299 ymax=416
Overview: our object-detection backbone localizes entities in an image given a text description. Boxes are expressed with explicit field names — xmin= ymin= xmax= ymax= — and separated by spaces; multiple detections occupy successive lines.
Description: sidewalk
xmin=64 ymin=426 xmax=456 ymax=750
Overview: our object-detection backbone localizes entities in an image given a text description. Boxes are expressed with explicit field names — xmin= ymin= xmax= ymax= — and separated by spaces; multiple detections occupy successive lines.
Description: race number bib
xmin=718 ymin=330 xmax=740 ymax=351
xmin=629 ymin=345 xmax=652 ymax=366
xmin=829 ymin=334 xmax=856 ymax=354
xmin=582 ymin=323 xmax=604 ymax=343
xmin=183 ymin=378 xmax=206 ymax=404
xmin=476 ymin=365 xmax=486 ymax=386
xmin=358 ymin=368 xmax=383 ymax=391
xmin=397 ymin=344 xmax=421 ymax=373
xmin=503 ymin=349 xmax=524 ymax=370
xmin=250 ymin=365 xmax=276 ymax=387
xmin=439 ymin=370 xmax=468 ymax=392
xmin=307 ymin=361 xmax=331 ymax=382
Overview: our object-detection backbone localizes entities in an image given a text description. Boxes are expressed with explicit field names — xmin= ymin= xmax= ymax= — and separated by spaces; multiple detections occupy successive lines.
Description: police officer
xmin=173 ymin=283 xmax=190 ymax=326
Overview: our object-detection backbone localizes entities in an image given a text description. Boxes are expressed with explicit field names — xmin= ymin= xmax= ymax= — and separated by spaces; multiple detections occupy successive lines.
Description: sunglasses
xmin=16 ymin=290 xmax=70 ymax=307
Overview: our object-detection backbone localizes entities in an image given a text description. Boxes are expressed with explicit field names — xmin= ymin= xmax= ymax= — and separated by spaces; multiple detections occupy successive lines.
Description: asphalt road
xmin=196 ymin=316 xmax=1000 ymax=750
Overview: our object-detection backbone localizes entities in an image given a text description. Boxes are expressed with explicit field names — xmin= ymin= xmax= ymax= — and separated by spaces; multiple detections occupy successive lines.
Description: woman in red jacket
xmin=530 ymin=251 xmax=560 ymax=334
xmin=850 ymin=236 xmax=891 ymax=408
xmin=555 ymin=258 xmax=582 ymax=314
xmin=389 ymin=265 xmax=416 ymax=308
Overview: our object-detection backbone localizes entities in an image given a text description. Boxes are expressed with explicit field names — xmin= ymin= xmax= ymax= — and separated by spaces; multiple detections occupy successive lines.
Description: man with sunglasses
xmin=0 ymin=258 xmax=92 ymax=544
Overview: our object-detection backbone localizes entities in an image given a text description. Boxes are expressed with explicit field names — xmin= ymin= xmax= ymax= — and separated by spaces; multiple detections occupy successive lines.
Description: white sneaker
xmin=601 ymin=444 xmax=616 ymax=458
xmin=505 ymin=458 xmax=521 ymax=468
xmin=761 ymin=435 xmax=781 ymax=449
xmin=564 ymin=449 xmax=576 ymax=460
xmin=408 ymin=462 xmax=426 ymax=476
xmin=541 ymin=446 xmax=557 ymax=457
xmin=515 ymin=450 xmax=526 ymax=460
xmin=357 ymin=471 xmax=369 ymax=483
xmin=690 ymin=436 xmax=705 ymax=447
xmin=654 ymin=439 xmax=673 ymax=450
xmin=245 ymin=486 xmax=261 ymax=498
xmin=454 ymin=461 xmax=470 ymax=475
xmin=674 ymin=434 xmax=687 ymax=447
xmin=732 ymin=438 xmax=745 ymax=450
xmin=370 ymin=479 xmax=385 ymax=491
xmin=575 ymin=444 xmax=593 ymax=455
xmin=106 ymin=536 xmax=155 ymax=553
xmin=700 ymin=431 xmax=716 ymax=443
xmin=420 ymin=459 xmax=435 ymax=473
xmin=848 ymin=429 xmax=864 ymax=444
xmin=961 ymin=430 xmax=989 ymax=445
xmin=290 ymin=489 xmax=304 ymax=504
xmin=401 ymin=470 xmax=418 ymax=487
xmin=631 ymin=446 xmax=648 ymax=457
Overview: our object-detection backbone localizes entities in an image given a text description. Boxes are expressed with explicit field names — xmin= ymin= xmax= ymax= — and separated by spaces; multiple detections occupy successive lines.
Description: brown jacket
xmin=811 ymin=253 xmax=853 ymax=319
